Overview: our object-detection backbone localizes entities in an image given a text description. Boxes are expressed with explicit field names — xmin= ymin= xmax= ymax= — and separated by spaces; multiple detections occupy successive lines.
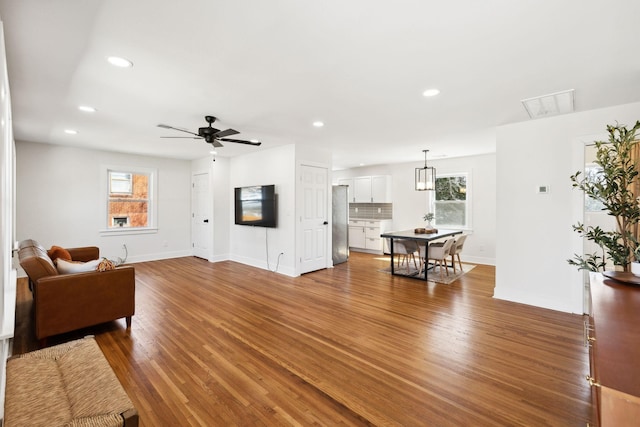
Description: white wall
xmin=229 ymin=144 xmax=296 ymax=276
xmin=16 ymin=141 xmax=192 ymax=264
xmin=333 ymin=153 xmax=497 ymax=265
xmin=495 ymin=101 xmax=640 ymax=313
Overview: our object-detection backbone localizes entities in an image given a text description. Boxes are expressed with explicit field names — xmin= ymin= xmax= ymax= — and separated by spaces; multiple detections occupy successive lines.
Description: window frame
xmin=100 ymin=165 xmax=158 ymax=236
xmin=431 ymin=171 xmax=472 ymax=230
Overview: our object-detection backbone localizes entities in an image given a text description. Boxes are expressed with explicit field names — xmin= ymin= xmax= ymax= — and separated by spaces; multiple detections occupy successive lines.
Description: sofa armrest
xmin=66 ymin=246 xmax=100 ymax=262
xmin=33 ymin=266 xmax=135 ymax=340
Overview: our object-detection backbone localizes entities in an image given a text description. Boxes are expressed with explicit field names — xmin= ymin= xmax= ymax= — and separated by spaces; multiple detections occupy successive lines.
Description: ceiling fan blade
xmin=213 ymin=128 xmax=239 ymax=138
xmin=160 ymin=136 xmax=202 ymax=139
xmin=211 ymin=140 xmax=224 ymax=148
xmin=219 ymin=138 xmax=262 ymax=146
xmin=157 ymin=124 xmax=200 ymax=137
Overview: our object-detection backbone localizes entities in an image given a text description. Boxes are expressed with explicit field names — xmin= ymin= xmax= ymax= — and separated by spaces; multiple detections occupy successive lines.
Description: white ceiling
xmin=0 ymin=1 xmax=639 ymax=169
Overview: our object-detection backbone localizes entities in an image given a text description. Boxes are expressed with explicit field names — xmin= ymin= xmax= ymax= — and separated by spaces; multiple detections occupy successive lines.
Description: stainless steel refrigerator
xmin=332 ymin=185 xmax=349 ymax=264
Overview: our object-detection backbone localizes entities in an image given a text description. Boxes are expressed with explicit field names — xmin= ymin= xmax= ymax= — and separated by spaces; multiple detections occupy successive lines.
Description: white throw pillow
xmin=56 ymin=258 xmax=101 ymax=274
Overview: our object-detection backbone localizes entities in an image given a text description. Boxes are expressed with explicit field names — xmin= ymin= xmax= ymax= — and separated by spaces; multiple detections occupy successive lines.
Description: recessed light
xmin=78 ymin=105 xmax=96 ymax=113
xmin=64 ymin=129 xmax=78 ymax=135
xmin=422 ymin=88 xmax=440 ymax=97
xmin=107 ymin=56 xmax=133 ymax=68
xmin=313 ymin=121 xmax=324 ymax=128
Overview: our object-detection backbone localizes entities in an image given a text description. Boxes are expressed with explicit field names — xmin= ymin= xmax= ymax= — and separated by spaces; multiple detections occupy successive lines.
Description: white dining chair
xmin=449 ymin=234 xmax=467 ymax=273
xmin=418 ymin=239 xmax=455 ymax=279
xmin=394 ymin=239 xmax=418 ymax=274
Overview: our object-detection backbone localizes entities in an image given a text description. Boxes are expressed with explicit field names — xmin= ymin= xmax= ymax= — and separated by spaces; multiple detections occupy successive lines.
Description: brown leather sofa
xmin=17 ymin=239 xmax=135 ymax=345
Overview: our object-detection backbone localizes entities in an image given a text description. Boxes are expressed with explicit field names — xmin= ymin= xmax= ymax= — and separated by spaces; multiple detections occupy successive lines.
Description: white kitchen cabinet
xmin=337 ymin=175 xmax=392 ymax=203
xmin=354 ymin=177 xmax=372 ymax=202
xmin=337 ymin=178 xmax=354 ymax=202
xmin=371 ymin=175 xmax=392 ymax=203
xmin=348 ymin=224 xmax=366 ymax=248
xmin=349 ymin=219 xmax=391 ymax=254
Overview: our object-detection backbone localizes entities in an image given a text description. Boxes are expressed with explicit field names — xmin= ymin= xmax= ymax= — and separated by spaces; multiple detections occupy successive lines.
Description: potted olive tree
xmin=569 ymin=120 xmax=640 ymax=272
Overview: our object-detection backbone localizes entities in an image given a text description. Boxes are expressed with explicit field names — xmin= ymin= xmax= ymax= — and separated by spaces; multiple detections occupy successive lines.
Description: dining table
xmin=380 ymin=229 xmax=463 ymax=281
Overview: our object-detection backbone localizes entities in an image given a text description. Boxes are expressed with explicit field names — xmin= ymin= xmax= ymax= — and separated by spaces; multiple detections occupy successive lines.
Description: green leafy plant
xmin=423 ymin=212 xmax=434 ymax=222
xmin=569 ymin=121 xmax=640 ymax=272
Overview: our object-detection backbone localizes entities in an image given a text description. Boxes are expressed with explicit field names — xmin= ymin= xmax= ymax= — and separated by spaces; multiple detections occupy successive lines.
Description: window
xmin=101 ymin=166 xmax=157 ymax=234
xmin=433 ymin=173 xmax=470 ymax=228
xmin=584 ymin=163 xmax=606 ymax=212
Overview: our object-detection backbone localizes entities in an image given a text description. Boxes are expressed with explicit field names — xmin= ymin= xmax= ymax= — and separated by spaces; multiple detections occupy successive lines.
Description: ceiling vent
xmin=521 ymin=89 xmax=575 ymax=119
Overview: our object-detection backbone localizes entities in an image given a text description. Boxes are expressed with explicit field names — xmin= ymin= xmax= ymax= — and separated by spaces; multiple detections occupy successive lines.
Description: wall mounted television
xmin=234 ymin=184 xmax=277 ymax=228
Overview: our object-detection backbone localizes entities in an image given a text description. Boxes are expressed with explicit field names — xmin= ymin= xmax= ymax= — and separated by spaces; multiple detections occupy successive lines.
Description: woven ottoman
xmin=4 ymin=337 xmax=138 ymax=427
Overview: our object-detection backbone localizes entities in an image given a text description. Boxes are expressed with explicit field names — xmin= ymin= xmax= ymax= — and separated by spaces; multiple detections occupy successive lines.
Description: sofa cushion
xmin=48 ymin=245 xmax=72 ymax=262
xmin=56 ymin=258 xmax=101 ymax=274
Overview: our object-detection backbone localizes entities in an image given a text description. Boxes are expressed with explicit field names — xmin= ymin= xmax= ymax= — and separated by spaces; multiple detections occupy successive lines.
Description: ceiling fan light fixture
xmin=107 ymin=56 xmax=133 ymax=68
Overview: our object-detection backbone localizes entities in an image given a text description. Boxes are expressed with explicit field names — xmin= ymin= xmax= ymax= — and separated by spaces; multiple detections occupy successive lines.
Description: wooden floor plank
xmin=12 ymin=252 xmax=592 ymax=426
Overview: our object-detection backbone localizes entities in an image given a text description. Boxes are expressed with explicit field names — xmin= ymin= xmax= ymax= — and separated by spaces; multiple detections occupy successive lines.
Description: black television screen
xmin=234 ymin=184 xmax=276 ymax=228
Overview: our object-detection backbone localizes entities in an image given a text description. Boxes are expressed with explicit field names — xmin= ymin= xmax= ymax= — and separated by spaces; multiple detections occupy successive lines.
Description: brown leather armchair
xmin=17 ymin=239 xmax=135 ymax=345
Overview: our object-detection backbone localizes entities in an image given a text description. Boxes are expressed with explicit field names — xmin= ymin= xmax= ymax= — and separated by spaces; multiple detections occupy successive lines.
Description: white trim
xmin=99 ymin=227 xmax=158 ymax=236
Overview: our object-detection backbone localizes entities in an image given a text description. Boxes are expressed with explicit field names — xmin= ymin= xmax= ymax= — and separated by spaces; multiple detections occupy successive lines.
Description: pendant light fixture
xmin=415 ymin=149 xmax=436 ymax=191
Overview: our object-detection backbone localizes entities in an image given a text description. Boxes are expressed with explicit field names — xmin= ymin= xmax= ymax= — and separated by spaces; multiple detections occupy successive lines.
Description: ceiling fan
xmin=158 ymin=115 xmax=262 ymax=148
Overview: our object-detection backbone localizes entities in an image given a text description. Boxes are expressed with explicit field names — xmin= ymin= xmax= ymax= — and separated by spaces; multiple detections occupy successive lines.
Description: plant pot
xmin=631 ymin=262 xmax=640 ymax=276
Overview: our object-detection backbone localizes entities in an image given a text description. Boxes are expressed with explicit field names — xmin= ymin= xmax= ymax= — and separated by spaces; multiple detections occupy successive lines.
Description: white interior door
xmin=299 ymin=165 xmax=328 ymax=274
xmin=191 ymin=172 xmax=211 ymax=260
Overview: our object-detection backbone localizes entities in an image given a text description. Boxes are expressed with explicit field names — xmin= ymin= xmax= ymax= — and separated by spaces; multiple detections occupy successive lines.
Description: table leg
xmin=390 ymin=238 xmax=395 ymax=275
xmin=423 ymin=242 xmax=429 ymax=281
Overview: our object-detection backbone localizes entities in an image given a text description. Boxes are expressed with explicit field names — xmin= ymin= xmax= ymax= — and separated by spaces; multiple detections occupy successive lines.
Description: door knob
xmin=203 ymin=219 xmax=209 ymax=223
xmin=323 ymin=221 xmax=328 ymax=225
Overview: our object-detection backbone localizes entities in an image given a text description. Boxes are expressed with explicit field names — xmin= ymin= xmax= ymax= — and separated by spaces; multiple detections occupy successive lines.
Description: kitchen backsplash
xmin=349 ymin=203 xmax=392 ymax=219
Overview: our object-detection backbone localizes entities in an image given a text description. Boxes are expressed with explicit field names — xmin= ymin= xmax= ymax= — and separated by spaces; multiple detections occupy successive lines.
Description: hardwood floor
xmin=13 ymin=252 xmax=592 ymax=426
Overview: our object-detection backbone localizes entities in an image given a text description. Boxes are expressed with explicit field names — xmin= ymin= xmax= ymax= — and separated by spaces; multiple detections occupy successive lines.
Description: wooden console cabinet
xmin=587 ymin=273 xmax=640 ymax=426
